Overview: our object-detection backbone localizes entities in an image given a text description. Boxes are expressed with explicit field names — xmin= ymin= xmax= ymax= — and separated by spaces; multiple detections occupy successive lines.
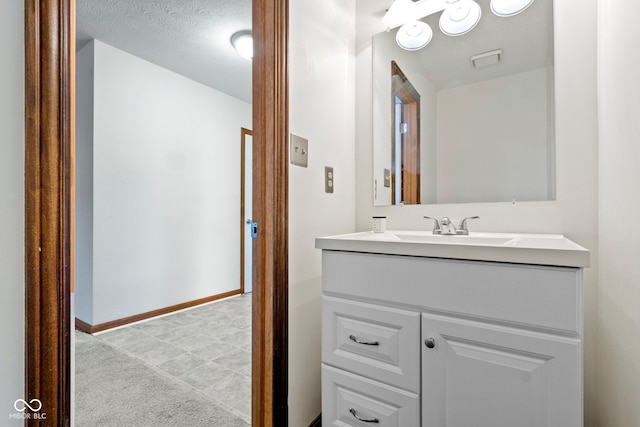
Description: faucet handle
xmin=423 ymin=216 xmax=442 ymax=233
xmin=457 ymin=216 xmax=480 ymax=235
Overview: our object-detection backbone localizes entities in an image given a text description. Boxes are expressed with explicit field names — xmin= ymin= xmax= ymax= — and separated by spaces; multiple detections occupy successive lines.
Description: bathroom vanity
xmin=315 ymin=230 xmax=589 ymax=427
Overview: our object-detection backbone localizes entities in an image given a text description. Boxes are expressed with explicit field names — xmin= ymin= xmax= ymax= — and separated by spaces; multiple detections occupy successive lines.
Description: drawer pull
xmin=349 ymin=407 xmax=379 ymax=423
xmin=349 ymin=334 xmax=379 ymax=346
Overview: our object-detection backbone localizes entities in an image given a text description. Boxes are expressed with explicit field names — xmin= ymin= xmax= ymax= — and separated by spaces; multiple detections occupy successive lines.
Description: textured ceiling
xmin=76 ymin=0 xmax=252 ymax=103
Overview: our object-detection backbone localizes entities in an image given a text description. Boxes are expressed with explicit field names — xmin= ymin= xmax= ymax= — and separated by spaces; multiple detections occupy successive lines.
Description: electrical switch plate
xmin=384 ymin=168 xmax=391 ymax=188
xmin=290 ymin=134 xmax=308 ymax=167
xmin=325 ymin=166 xmax=334 ymax=194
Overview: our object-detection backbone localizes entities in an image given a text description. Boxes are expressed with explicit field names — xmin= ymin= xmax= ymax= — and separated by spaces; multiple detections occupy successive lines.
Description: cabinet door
xmin=422 ymin=313 xmax=582 ymax=427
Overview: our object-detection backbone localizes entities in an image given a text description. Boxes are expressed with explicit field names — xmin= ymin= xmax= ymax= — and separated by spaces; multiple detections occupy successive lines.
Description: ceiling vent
xmin=471 ymin=49 xmax=503 ymax=69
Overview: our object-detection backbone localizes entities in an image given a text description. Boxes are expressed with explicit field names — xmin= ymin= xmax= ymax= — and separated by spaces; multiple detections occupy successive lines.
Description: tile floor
xmin=89 ymin=294 xmax=252 ymax=423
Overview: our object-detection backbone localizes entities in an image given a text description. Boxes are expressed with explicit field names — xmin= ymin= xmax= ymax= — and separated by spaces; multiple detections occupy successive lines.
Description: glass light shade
xmin=231 ymin=31 xmax=253 ymax=60
xmin=439 ymin=0 xmax=481 ymax=36
xmin=490 ymin=0 xmax=534 ymax=17
xmin=396 ymin=20 xmax=433 ymax=51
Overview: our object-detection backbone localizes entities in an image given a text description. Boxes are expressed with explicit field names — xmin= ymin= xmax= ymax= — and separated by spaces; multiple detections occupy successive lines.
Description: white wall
xmin=75 ymin=41 xmax=95 ymax=323
xmin=288 ymin=0 xmax=357 ymax=424
xmin=0 ymin=0 xmax=24 ymax=421
xmin=76 ymin=40 xmax=251 ymax=325
xmin=596 ymin=1 xmax=640 ymax=425
xmin=437 ymin=68 xmax=551 ymax=203
xmin=356 ymin=0 xmax=600 ymax=424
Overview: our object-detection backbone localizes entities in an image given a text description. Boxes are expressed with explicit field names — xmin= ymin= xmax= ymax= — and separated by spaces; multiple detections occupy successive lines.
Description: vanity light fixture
xmin=396 ymin=20 xmax=433 ymax=50
xmin=383 ymin=0 xmax=420 ymax=26
xmin=231 ymin=30 xmax=253 ymax=60
xmin=490 ymin=0 xmax=534 ymax=17
xmin=383 ymin=0 xmax=534 ymax=51
xmin=439 ymin=0 xmax=482 ymax=36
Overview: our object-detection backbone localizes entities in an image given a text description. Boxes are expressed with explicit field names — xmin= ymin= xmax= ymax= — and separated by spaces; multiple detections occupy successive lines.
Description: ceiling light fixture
xmin=383 ymin=0 xmax=534 ymax=51
xmin=231 ymin=30 xmax=253 ymax=60
xmin=490 ymin=0 xmax=534 ymax=17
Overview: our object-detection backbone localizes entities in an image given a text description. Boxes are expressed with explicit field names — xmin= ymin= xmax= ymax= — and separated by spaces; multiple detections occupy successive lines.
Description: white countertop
xmin=315 ymin=230 xmax=590 ymax=268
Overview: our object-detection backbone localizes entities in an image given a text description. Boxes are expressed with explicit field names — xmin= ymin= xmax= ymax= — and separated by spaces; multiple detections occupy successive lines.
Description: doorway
xmin=73 ymin=25 xmax=255 ymax=422
xmin=23 ymin=0 xmax=289 ymax=425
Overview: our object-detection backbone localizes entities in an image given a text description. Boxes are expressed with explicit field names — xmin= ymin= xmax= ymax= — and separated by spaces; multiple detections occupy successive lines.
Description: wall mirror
xmin=371 ymin=0 xmax=555 ymax=206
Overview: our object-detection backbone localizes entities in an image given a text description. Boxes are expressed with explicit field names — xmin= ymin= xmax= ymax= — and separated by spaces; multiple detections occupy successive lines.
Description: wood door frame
xmin=23 ymin=0 xmax=289 ymax=426
xmin=252 ymin=0 xmax=289 ymax=423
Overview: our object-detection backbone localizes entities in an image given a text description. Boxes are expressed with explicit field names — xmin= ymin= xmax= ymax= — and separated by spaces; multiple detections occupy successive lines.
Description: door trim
xmin=23 ymin=0 xmax=289 ymax=425
xmin=252 ymin=0 xmax=289 ymax=424
xmin=24 ymin=1 xmax=73 ymax=425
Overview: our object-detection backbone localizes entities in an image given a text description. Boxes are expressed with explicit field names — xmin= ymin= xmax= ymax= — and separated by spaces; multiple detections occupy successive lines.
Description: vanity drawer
xmin=322 ymin=295 xmax=420 ymax=392
xmin=322 ymin=364 xmax=419 ymax=427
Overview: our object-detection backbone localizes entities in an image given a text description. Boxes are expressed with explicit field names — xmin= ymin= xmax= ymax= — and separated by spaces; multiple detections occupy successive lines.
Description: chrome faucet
xmin=423 ymin=216 xmax=442 ymax=234
xmin=424 ymin=216 xmax=479 ymax=235
xmin=458 ymin=216 xmax=480 ymax=235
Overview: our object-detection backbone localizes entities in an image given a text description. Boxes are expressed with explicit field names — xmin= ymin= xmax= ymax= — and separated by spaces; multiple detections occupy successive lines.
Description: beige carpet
xmin=75 ymin=331 xmax=250 ymax=427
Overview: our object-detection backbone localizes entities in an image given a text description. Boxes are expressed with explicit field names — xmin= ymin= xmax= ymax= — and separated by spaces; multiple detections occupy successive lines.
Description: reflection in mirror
xmin=392 ymin=61 xmax=421 ymax=204
xmin=372 ymin=0 xmax=555 ymax=206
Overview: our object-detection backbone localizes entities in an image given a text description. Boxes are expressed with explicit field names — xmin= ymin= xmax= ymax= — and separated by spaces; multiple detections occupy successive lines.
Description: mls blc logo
xmin=9 ymin=398 xmax=47 ymax=420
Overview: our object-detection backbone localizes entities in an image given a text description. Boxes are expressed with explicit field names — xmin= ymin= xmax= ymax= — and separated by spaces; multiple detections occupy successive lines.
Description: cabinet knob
xmin=425 ymin=338 xmax=436 ymax=349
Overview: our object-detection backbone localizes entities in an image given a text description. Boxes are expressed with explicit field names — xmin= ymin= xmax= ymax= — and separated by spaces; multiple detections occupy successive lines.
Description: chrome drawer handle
xmin=349 ymin=408 xmax=379 ymax=423
xmin=349 ymin=334 xmax=379 ymax=346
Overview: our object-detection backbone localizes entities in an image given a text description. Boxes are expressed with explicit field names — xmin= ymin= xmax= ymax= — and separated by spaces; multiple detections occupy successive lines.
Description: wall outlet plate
xmin=325 ymin=166 xmax=334 ymax=193
xmin=290 ymin=134 xmax=308 ymax=167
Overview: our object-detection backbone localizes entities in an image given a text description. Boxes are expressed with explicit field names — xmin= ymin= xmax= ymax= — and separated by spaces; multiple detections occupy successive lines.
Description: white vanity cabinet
xmin=319 ymin=249 xmax=584 ymax=427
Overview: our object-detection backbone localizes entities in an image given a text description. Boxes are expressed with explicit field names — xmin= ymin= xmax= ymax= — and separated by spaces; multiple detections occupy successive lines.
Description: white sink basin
xmin=394 ymin=233 xmax=515 ymax=246
xmin=315 ymin=230 xmax=590 ymax=267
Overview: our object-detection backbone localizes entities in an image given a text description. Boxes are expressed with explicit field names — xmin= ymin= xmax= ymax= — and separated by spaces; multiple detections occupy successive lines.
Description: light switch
xmin=325 ymin=166 xmax=334 ymax=194
xmin=384 ymin=168 xmax=391 ymax=188
xmin=290 ymin=134 xmax=308 ymax=167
